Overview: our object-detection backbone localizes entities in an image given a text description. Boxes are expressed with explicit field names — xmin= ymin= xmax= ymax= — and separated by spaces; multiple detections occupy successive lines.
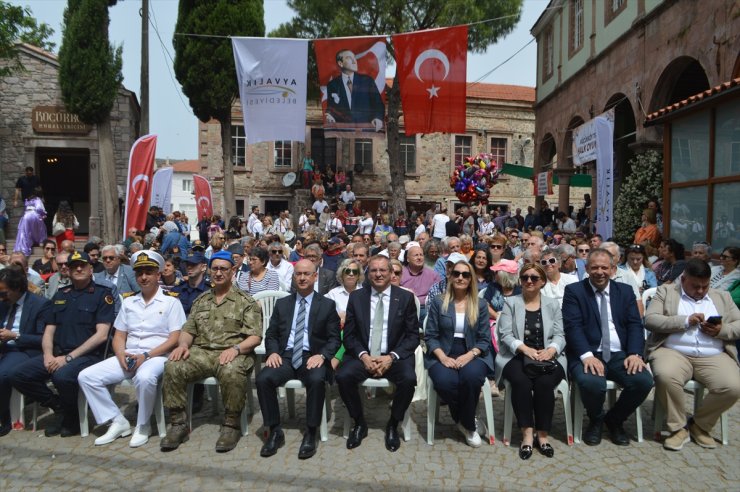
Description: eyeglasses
xmin=520 ymin=274 xmax=541 ymax=283
xmin=451 ymin=270 xmax=472 ymax=279
xmin=391 ymin=269 xmax=402 ymax=276
xmin=270 ymin=250 xmax=282 ymax=255
xmin=343 ymin=268 xmax=360 ymax=276
xmin=210 ymin=266 xmax=231 ymax=273
xmin=720 ymin=254 xmax=733 ymax=260
xmin=540 ymin=257 xmax=558 ymax=266
xmin=102 ymin=256 xmax=117 ymax=261
xmin=491 ymin=244 xmax=503 ymax=249
xmin=577 ymin=248 xmax=590 ymax=253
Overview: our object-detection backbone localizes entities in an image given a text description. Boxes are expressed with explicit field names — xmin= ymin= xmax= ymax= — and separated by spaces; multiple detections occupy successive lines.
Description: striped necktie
xmin=292 ymin=297 xmax=307 ymax=369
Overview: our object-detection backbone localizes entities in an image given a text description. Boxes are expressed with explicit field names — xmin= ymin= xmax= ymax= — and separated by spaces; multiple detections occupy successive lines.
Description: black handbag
xmin=522 ymin=355 xmax=558 ymax=378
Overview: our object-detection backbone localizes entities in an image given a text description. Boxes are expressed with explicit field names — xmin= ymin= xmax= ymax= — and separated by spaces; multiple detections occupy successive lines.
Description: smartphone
xmin=125 ymin=356 xmax=137 ymax=371
xmin=706 ymin=316 xmax=722 ymax=325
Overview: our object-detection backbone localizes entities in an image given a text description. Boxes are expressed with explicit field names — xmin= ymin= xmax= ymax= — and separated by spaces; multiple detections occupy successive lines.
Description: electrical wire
xmin=148 ymin=2 xmax=191 ymax=112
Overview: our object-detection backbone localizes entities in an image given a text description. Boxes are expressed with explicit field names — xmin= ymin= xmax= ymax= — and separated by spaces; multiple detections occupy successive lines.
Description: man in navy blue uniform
xmin=173 ymin=252 xmax=209 ymax=317
xmin=11 ymin=251 xmax=114 ymax=437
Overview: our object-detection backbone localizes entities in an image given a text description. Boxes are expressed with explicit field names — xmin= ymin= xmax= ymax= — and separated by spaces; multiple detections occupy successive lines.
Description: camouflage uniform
xmin=163 ymin=286 xmax=262 ymax=413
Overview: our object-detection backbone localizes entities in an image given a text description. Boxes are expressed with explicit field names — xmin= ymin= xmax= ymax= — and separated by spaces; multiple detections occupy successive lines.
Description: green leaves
xmin=0 ymin=1 xmax=55 ymax=77
xmin=613 ymin=150 xmax=664 ymax=245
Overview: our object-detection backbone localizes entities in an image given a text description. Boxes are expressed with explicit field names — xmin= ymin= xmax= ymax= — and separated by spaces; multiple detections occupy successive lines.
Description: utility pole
xmin=140 ymin=0 xmax=149 ymax=135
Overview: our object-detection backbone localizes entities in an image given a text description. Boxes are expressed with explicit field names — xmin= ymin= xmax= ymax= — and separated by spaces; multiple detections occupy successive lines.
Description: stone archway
xmin=539 ymin=132 xmax=557 ymax=169
xmin=649 ymin=56 xmax=711 ymax=112
xmin=733 ymin=51 xmax=740 ymax=79
xmin=604 ymin=94 xmax=636 ymax=196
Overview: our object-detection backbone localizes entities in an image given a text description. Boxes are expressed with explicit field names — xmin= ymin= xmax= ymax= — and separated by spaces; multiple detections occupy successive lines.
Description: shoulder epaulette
xmin=122 ymin=291 xmax=136 ymax=299
xmin=164 ymin=290 xmax=179 ymax=297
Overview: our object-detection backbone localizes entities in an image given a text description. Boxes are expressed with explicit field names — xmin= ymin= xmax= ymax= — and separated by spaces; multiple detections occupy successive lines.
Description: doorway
xmin=37 ymin=148 xmax=90 ymax=235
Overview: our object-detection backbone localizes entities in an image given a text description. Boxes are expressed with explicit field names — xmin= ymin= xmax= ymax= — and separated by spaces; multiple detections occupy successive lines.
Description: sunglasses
xmin=102 ymin=256 xmax=117 ymax=261
xmin=540 ymin=257 xmax=557 ymax=266
xmin=392 ymin=269 xmax=402 ymax=276
xmin=451 ymin=270 xmax=472 ymax=279
xmin=44 ymin=247 xmax=56 ymax=251
xmin=577 ymin=248 xmax=590 ymax=253
xmin=58 ymin=262 xmax=68 ymax=267
xmin=521 ymin=274 xmax=541 ymax=282
xmin=343 ymin=268 xmax=359 ymax=276
xmin=491 ymin=244 xmax=503 ymax=249
xmin=628 ymin=244 xmax=645 ymax=252
xmin=270 ymin=250 xmax=282 ymax=254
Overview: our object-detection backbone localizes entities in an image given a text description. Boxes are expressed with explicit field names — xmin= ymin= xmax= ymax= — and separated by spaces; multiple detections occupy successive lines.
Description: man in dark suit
xmin=294 ymin=244 xmax=338 ymax=295
xmin=562 ymin=248 xmax=654 ymax=446
xmin=325 ymin=49 xmax=384 ymax=132
xmin=336 ymin=255 xmax=419 ymax=452
xmin=0 ymin=266 xmax=51 ymax=435
xmin=257 ymin=259 xmax=341 ymax=459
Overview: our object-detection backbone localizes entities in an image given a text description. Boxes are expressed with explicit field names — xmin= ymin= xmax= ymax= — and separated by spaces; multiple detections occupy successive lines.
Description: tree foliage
xmin=173 ymin=0 xmax=265 ymax=123
xmin=58 ymin=0 xmax=123 ymax=124
xmin=0 ymin=1 xmax=55 ymax=77
xmin=271 ymin=0 xmax=524 ymax=215
xmin=613 ymin=150 xmax=663 ymax=245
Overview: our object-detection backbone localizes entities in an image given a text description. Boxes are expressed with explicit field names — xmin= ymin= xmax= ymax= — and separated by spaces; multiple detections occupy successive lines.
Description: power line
xmin=148 ymin=2 xmax=191 ymax=112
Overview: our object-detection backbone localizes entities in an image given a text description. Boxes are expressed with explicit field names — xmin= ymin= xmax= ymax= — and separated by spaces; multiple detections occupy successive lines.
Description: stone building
xmin=0 ymin=44 xmax=140 ymax=237
xmin=530 ymin=0 xmax=740 ymax=214
xmin=198 ymin=82 xmax=545 ymax=219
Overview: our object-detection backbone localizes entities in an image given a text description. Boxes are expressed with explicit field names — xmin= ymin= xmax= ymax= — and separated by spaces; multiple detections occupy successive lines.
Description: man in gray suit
xmin=94 ymin=244 xmax=139 ymax=295
xmin=293 ymin=244 xmax=338 ymax=296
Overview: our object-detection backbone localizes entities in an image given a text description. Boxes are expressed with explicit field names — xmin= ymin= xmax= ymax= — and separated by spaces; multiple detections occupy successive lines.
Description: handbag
xmin=522 ymin=355 xmax=558 ymax=378
xmin=52 ymin=221 xmax=66 ymax=235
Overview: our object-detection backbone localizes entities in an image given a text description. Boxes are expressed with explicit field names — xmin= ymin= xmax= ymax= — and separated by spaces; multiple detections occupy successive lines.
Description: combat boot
xmin=160 ymin=409 xmax=189 ymax=451
xmin=214 ymin=412 xmax=241 ymax=453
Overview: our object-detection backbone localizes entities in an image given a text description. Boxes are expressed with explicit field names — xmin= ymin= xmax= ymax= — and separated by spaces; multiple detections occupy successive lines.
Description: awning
xmin=502 ymin=163 xmax=592 ymax=188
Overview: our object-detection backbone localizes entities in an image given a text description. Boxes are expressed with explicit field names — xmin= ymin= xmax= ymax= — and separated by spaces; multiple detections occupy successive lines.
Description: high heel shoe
xmin=519 ymin=443 xmax=533 ymax=460
xmin=535 ymin=438 xmax=554 ymax=458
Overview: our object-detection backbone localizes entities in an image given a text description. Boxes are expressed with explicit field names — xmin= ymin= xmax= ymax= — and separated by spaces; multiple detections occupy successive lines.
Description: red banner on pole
xmin=193 ymin=174 xmax=213 ymax=222
xmin=393 ymin=26 xmax=468 ymax=135
xmin=123 ymin=134 xmax=157 ymax=238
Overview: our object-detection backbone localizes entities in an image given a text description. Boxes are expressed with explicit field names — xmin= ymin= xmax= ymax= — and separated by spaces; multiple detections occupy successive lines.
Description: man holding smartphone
xmin=645 ymin=258 xmax=740 ymax=451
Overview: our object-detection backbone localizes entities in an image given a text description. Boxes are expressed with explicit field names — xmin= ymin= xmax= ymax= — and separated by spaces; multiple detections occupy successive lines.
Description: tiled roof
xmin=645 ymin=77 xmax=740 ymax=123
xmin=171 ymin=160 xmax=201 ymax=173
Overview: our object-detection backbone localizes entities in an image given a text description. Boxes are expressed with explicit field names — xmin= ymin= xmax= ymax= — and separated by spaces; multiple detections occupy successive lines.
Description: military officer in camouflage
xmin=160 ymin=250 xmax=262 ymax=453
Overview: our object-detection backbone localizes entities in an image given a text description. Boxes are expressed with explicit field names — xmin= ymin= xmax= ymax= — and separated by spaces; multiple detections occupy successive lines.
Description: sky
xmin=11 ymin=0 xmax=548 ymax=160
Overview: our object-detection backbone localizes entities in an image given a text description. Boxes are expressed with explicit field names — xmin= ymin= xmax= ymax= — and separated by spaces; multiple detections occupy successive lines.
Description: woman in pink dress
xmin=14 ymin=188 xmax=48 ymax=256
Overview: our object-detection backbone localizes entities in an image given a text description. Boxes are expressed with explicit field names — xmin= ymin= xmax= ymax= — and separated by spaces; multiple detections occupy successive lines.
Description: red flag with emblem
xmin=393 ymin=26 xmax=467 ymax=135
xmin=193 ymin=174 xmax=213 ymax=221
xmin=123 ymin=134 xmax=157 ymax=238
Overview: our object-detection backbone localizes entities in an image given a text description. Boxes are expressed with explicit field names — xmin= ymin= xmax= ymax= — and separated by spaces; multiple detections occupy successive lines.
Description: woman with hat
xmin=78 ymin=250 xmax=186 ymax=448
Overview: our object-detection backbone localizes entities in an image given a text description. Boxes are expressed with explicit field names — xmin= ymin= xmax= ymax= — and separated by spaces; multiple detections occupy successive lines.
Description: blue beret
xmin=209 ymin=250 xmax=234 ymax=267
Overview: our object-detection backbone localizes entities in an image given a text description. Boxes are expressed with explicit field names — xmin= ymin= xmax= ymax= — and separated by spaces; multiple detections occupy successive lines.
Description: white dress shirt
xmin=267 ymin=259 xmax=294 ymax=290
xmin=367 ymin=286 xmax=392 ymax=355
xmin=580 ymin=283 xmax=623 ymax=361
xmin=114 ymin=288 xmax=186 ymax=354
xmin=664 ymin=287 xmax=722 ymax=357
xmin=325 ymin=285 xmax=362 ymax=315
xmin=287 ymin=292 xmax=314 ymax=352
xmin=5 ymin=292 xmax=25 ymax=346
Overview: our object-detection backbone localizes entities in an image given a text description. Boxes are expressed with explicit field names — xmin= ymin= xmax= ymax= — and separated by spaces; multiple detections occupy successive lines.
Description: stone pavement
xmin=0 ymin=385 xmax=738 ymax=491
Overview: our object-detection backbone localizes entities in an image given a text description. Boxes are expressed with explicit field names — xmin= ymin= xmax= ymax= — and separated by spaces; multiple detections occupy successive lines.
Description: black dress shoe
xmin=298 ymin=431 xmax=317 ymax=460
xmin=384 ymin=423 xmax=400 ymax=452
xmin=260 ymin=429 xmax=285 ymax=457
xmin=604 ymin=418 xmax=630 ymax=446
xmin=536 ymin=439 xmax=555 ymax=458
xmin=583 ymin=420 xmax=603 ymax=446
xmin=60 ymin=423 xmax=80 ymax=438
xmin=0 ymin=423 xmax=11 ymax=437
xmin=519 ymin=444 xmax=533 ymax=460
xmin=346 ymin=424 xmax=368 ymax=450
xmin=44 ymin=414 xmax=64 ymax=437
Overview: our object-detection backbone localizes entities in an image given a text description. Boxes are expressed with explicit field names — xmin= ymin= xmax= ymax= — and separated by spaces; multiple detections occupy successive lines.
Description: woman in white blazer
xmin=496 ymin=263 xmax=566 ymax=460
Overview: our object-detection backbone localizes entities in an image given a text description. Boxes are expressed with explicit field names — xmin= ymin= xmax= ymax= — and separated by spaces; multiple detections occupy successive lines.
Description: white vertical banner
xmin=572 ymin=109 xmax=615 ymax=166
xmin=595 ymin=113 xmax=615 ymax=239
xmin=150 ymin=167 xmax=173 ymax=214
xmin=232 ymin=37 xmax=308 ymax=144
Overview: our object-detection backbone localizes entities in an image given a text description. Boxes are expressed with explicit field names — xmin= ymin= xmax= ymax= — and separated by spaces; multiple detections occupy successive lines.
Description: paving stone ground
xmin=0 ymin=385 xmax=737 ymax=491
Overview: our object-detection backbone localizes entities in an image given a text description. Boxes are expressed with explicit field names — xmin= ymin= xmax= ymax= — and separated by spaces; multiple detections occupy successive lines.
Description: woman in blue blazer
xmin=496 ymin=263 xmax=566 ymax=459
xmin=425 ymin=259 xmax=493 ymax=448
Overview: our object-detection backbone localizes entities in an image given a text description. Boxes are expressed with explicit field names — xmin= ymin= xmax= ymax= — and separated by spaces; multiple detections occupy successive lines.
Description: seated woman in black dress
xmin=496 ymin=263 xmax=566 ymax=459
xmin=424 ymin=258 xmax=493 ymax=448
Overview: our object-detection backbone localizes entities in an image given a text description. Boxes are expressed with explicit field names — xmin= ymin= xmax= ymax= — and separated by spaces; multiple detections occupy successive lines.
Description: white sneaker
xmin=94 ymin=419 xmax=131 ymax=446
xmin=129 ymin=424 xmax=150 ymax=448
xmin=457 ymin=423 xmax=482 ymax=448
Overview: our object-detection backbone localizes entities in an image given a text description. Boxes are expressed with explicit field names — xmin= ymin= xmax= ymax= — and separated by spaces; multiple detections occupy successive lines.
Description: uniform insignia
xmin=54 ymin=300 xmax=66 ymax=305
xmin=122 ymin=292 xmax=136 ymax=299
xmin=104 ymin=294 xmax=114 ymax=304
xmin=164 ymin=290 xmax=179 ymax=297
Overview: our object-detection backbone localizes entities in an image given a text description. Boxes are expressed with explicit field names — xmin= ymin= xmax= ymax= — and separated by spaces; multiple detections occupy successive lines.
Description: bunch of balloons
xmin=449 ymin=153 xmax=502 ymax=204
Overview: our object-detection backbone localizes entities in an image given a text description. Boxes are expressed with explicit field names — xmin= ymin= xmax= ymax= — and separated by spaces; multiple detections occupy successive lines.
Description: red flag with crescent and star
xmin=123 ymin=134 xmax=157 ymax=238
xmin=193 ymin=174 xmax=213 ymax=222
xmin=392 ymin=25 xmax=467 ymax=135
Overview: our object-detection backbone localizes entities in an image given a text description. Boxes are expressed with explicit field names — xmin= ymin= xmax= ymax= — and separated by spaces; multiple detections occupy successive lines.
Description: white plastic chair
xmin=342 ymin=378 xmax=412 ymax=441
xmin=502 ymin=379 xmax=573 ymax=446
xmin=186 ymin=377 xmax=252 ymax=436
xmin=641 ymin=287 xmax=658 ymax=307
xmin=572 ymin=380 xmax=644 ymax=443
xmin=653 ymin=379 xmax=729 ymax=445
xmin=426 ymin=378 xmax=496 ymax=445
xmin=10 ymin=388 xmax=38 ymax=431
xmin=252 ymin=290 xmax=291 ymax=374
xmin=283 ymin=379 xmax=329 ymax=441
xmin=78 ymin=378 xmax=167 ymax=438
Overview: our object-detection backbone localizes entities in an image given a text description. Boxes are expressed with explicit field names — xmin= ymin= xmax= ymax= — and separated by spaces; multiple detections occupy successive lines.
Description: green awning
xmin=501 ymin=163 xmax=592 ymax=188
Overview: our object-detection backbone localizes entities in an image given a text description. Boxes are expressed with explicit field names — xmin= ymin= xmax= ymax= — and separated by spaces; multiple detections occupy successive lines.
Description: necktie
xmin=5 ymin=303 xmax=17 ymax=332
xmin=598 ymin=291 xmax=610 ymax=362
xmin=371 ymin=292 xmax=384 ymax=356
xmin=292 ymin=298 xmax=306 ymax=369
xmin=346 ymin=77 xmax=353 ymax=94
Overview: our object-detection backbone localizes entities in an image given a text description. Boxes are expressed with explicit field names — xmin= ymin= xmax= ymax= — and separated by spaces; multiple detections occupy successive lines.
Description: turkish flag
xmin=123 ymin=134 xmax=157 ymax=238
xmin=393 ymin=26 xmax=467 ymax=135
xmin=193 ymin=174 xmax=213 ymax=222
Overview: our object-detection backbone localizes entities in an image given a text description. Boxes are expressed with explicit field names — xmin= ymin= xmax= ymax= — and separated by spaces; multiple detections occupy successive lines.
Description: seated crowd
xmin=0 ymin=200 xmax=737 ymax=463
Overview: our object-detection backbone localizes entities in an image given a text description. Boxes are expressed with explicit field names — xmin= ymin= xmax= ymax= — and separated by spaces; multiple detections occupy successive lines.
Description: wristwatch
xmin=143 ymin=352 xmax=151 ymax=360
xmin=232 ymin=344 xmax=240 ymax=355
xmin=65 ymin=354 xmax=73 ymax=363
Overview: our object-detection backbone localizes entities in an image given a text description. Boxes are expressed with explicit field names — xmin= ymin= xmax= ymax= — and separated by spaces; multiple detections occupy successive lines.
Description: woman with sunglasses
xmin=619 ymin=244 xmax=657 ymax=293
xmin=496 ymin=263 xmax=566 ymax=459
xmin=488 ymin=234 xmax=508 ymax=265
xmin=710 ymin=246 xmax=740 ymax=291
xmin=425 ymin=259 xmax=493 ymax=447
xmin=236 ymin=247 xmax=280 ymax=295
xmin=540 ymin=249 xmax=577 ymax=308
xmin=31 ymin=239 xmax=58 ymax=282
xmin=326 ymin=259 xmax=365 ymax=371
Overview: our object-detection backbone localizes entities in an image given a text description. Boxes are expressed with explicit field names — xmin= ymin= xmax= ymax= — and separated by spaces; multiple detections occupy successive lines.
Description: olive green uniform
xmin=163 ymin=287 xmax=262 ymax=413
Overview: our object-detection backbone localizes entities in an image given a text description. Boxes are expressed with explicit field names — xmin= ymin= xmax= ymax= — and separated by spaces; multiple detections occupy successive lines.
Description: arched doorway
xmin=650 ymin=57 xmax=711 ymax=112
xmin=604 ymin=94 xmax=636 ymax=196
xmin=733 ymin=51 xmax=740 ymax=78
xmin=539 ymin=132 xmax=557 ymax=170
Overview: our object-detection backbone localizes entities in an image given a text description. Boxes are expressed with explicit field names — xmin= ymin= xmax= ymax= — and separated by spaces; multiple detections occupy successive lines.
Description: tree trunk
xmin=97 ymin=116 xmax=120 ymax=242
xmin=219 ymin=118 xmax=235 ymax=219
xmin=385 ymin=77 xmax=407 ymax=220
